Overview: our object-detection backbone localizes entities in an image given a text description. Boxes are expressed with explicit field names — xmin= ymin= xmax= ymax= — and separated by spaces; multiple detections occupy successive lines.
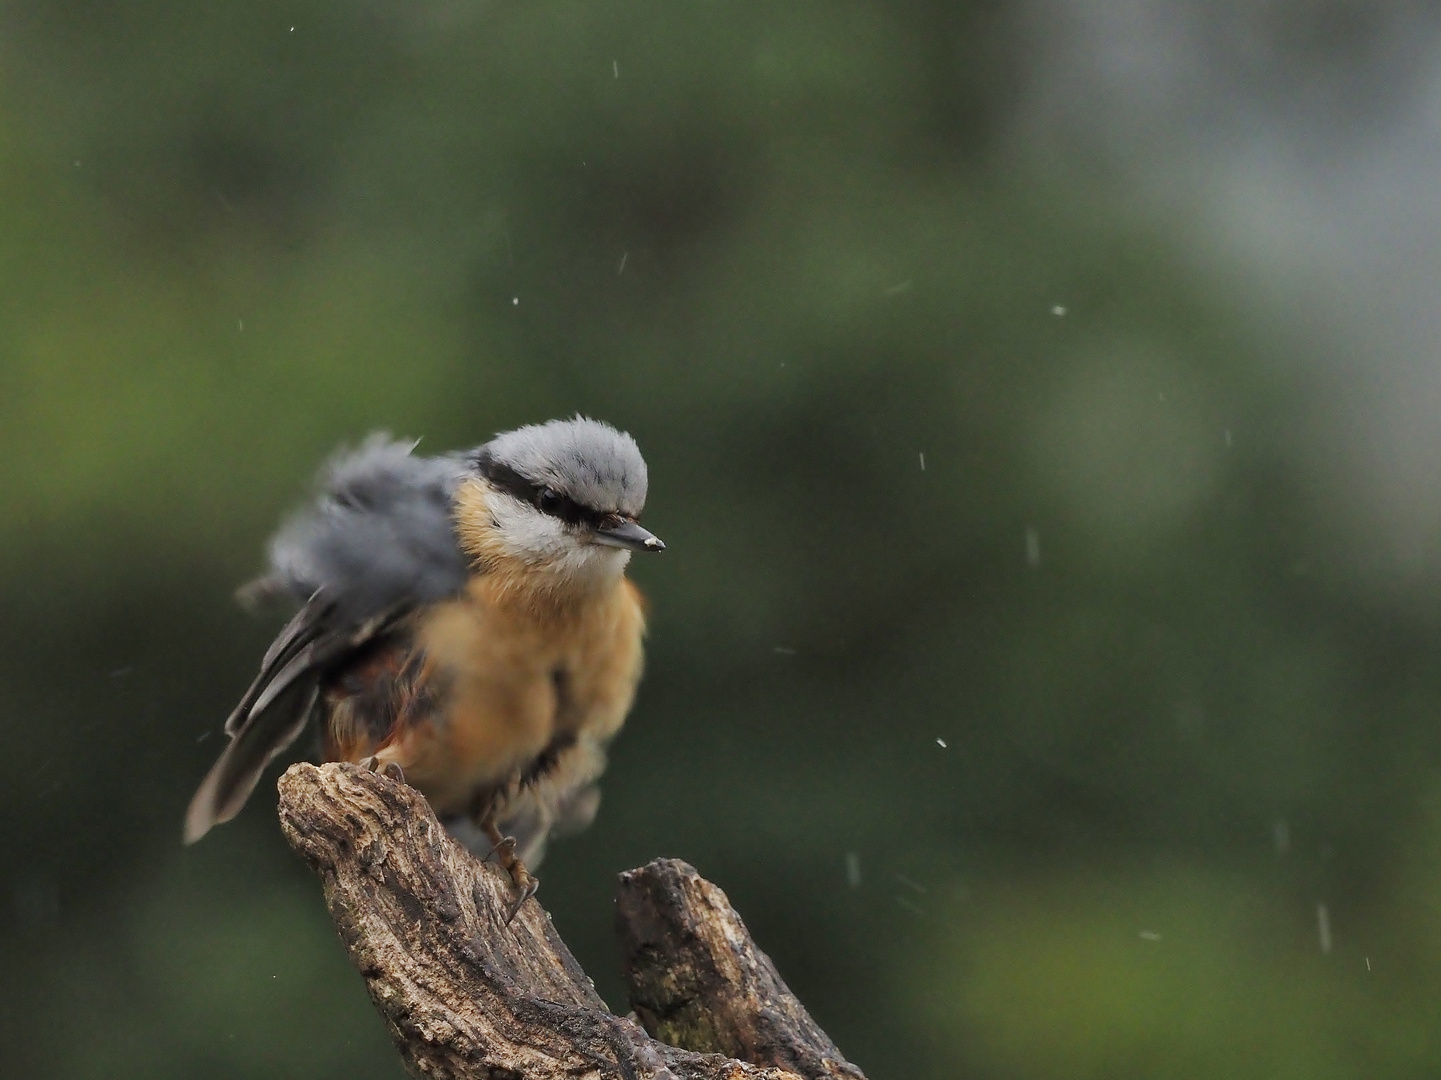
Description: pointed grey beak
xmin=593 ymin=519 xmax=665 ymax=552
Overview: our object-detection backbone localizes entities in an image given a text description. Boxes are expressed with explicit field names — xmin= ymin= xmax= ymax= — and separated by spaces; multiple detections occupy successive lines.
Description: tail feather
xmin=184 ymin=681 xmax=319 ymax=844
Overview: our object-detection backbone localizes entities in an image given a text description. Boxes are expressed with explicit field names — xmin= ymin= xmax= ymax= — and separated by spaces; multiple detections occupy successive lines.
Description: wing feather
xmin=223 ymin=589 xmax=335 ymax=738
xmin=186 ymin=436 xmax=470 ymax=843
xmin=184 ymin=599 xmax=413 ymax=844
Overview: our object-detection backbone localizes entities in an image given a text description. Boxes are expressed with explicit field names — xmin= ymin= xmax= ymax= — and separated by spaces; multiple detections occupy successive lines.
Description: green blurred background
xmin=7 ymin=1 xmax=1441 ymax=1076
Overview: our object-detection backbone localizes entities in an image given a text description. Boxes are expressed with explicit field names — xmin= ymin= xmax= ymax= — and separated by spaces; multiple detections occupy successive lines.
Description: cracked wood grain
xmin=277 ymin=762 xmax=862 ymax=1080
xmin=615 ymin=860 xmax=864 ymax=1080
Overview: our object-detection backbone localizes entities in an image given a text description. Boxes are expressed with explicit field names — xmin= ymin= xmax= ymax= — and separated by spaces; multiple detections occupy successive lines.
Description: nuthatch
xmin=185 ymin=418 xmax=664 ymax=917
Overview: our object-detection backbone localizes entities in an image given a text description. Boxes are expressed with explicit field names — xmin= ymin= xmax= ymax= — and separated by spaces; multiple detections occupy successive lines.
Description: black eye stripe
xmin=471 ymin=449 xmax=533 ymax=502
xmin=543 ymin=491 xmax=604 ymax=528
xmin=473 ymin=449 xmax=610 ymax=529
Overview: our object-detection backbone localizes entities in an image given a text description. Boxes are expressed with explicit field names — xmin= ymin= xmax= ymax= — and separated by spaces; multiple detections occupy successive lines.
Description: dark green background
xmin=5 ymin=2 xmax=1441 ymax=1077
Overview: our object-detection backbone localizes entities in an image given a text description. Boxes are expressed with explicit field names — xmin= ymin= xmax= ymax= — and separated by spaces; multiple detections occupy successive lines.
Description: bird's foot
xmin=483 ymin=827 xmax=540 ymax=924
xmin=358 ymin=756 xmax=406 ymax=783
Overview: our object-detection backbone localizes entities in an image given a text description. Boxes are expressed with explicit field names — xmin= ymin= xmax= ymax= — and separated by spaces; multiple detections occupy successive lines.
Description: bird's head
xmin=456 ymin=417 xmax=663 ymax=591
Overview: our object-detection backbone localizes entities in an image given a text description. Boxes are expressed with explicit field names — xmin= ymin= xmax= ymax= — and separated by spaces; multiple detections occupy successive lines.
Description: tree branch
xmin=616 ymin=860 xmax=864 ymax=1080
xmin=276 ymin=762 xmax=864 ymax=1080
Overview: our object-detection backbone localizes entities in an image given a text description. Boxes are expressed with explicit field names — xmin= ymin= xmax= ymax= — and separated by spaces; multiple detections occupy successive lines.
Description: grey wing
xmin=184 ymin=435 xmax=472 ymax=843
xmin=264 ymin=434 xmax=472 ymax=622
xmin=183 ymin=590 xmax=414 ymax=843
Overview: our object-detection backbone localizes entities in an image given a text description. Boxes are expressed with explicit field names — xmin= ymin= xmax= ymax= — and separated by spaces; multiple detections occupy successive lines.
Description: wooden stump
xmin=616 ymin=861 xmax=864 ymax=1080
xmin=277 ymin=762 xmax=866 ymax=1080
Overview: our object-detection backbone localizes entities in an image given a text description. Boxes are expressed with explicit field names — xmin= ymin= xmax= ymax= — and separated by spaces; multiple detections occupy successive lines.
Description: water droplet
xmin=1272 ymin=819 xmax=1290 ymax=855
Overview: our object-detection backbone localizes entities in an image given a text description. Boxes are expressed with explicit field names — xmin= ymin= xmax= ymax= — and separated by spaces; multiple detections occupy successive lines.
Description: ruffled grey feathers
xmin=261 ymin=435 xmax=473 ymax=623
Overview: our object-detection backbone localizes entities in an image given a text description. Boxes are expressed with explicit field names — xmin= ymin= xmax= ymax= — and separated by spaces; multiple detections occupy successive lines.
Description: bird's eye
xmin=537 ymin=488 xmax=562 ymax=514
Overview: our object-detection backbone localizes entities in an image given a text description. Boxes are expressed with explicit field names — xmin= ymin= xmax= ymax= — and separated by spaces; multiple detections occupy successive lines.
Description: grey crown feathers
xmin=251 ymin=417 xmax=648 ymax=622
xmin=484 ymin=417 xmax=648 ymax=518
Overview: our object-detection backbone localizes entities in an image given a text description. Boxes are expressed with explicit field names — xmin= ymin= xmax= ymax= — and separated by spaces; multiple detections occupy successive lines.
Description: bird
xmin=184 ymin=417 xmax=664 ymax=918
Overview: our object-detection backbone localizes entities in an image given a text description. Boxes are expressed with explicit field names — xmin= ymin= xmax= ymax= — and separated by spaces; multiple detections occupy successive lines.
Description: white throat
xmin=487 ymin=491 xmax=632 ymax=591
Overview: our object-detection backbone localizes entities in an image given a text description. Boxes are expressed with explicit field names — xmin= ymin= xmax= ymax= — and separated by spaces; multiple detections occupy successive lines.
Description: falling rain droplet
xmin=894 ymin=895 xmax=923 ymax=916
xmin=1272 ymin=819 xmax=1290 ymax=855
xmin=845 ymin=853 xmax=861 ymax=889
xmin=1025 ymin=527 xmax=1041 ymax=568
xmin=1317 ymin=903 xmax=1332 ymax=955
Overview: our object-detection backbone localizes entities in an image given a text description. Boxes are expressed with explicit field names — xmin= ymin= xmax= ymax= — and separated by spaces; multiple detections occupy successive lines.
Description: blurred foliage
xmin=3 ymin=1 xmax=1441 ymax=1078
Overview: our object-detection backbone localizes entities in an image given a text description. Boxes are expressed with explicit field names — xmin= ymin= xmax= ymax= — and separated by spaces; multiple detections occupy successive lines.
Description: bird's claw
xmin=358 ymin=756 xmax=406 ymax=784
xmin=504 ymin=874 xmax=541 ymax=926
xmin=487 ymin=830 xmax=541 ymax=922
xmin=485 ymin=834 xmax=517 ymax=864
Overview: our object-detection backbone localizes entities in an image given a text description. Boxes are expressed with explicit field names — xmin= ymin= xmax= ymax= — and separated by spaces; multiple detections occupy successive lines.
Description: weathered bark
xmin=276 ymin=762 xmax=864 ymax=1080
xmin=616 ymin=860 xmax=864 ymax=1080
